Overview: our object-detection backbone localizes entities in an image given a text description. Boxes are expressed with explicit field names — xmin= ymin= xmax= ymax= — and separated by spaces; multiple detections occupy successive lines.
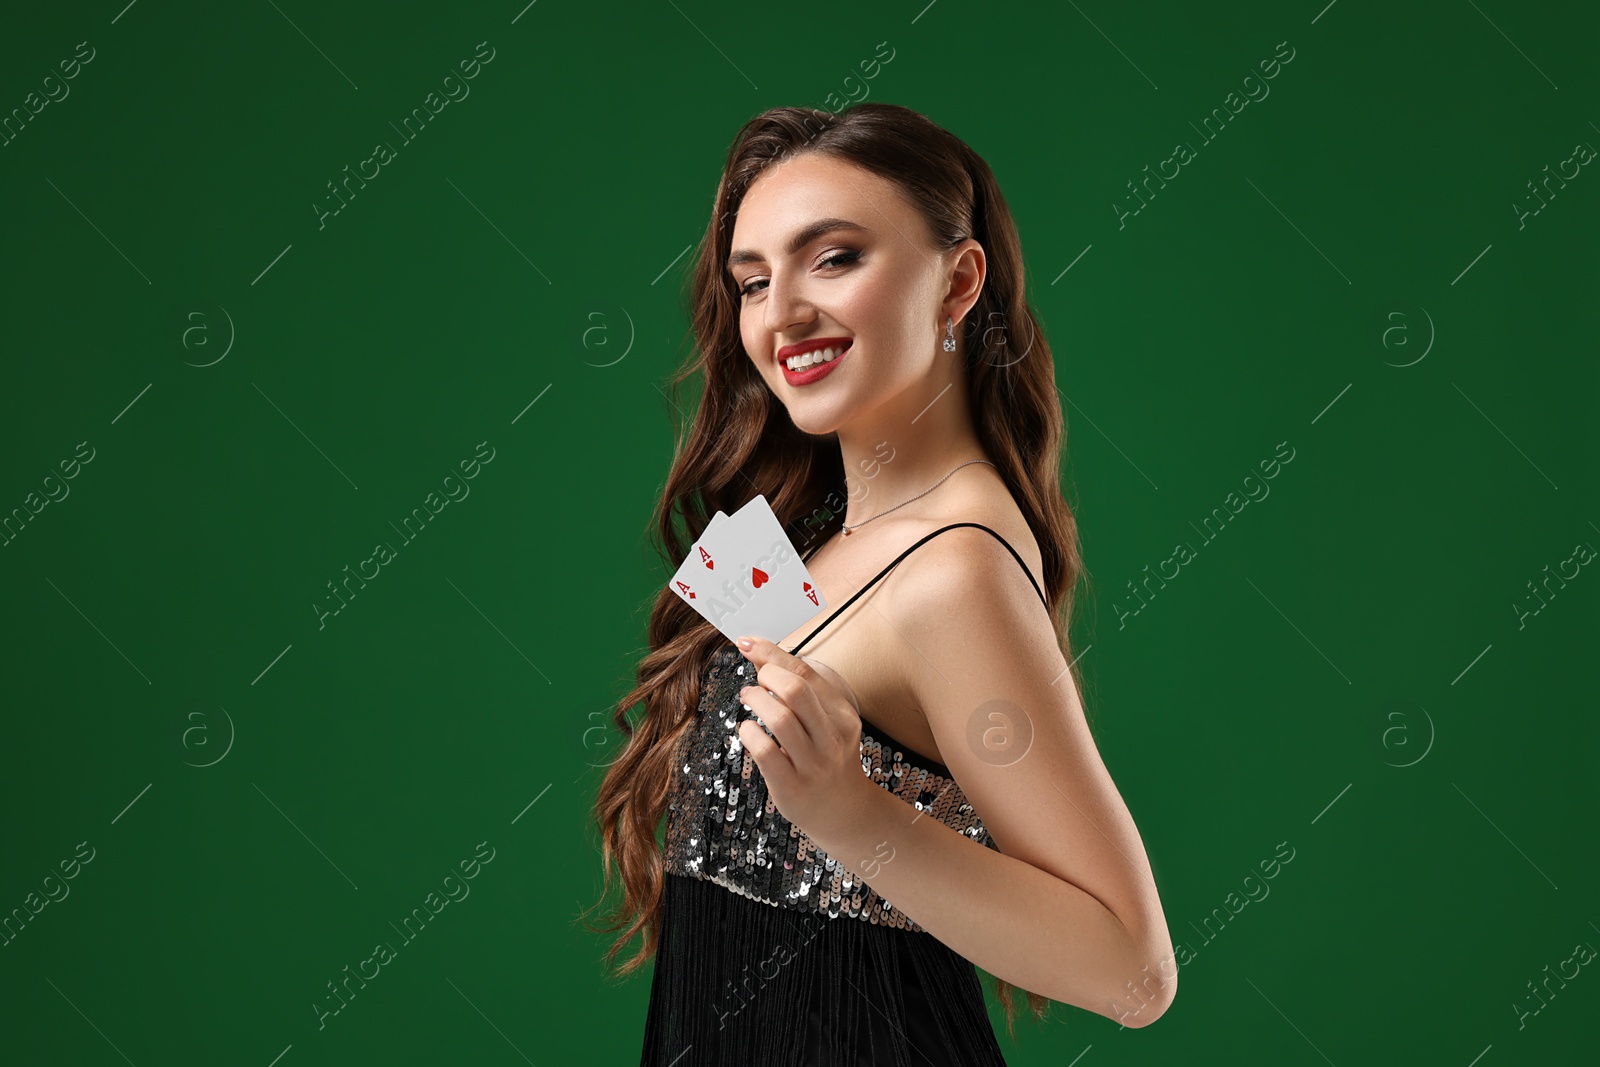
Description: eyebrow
xmin=727 ymin=217 xmax=870 ymax=271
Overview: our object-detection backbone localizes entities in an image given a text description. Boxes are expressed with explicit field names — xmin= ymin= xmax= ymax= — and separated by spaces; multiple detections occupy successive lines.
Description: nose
xmin=761 ymin=269 xmax=815 ymax=338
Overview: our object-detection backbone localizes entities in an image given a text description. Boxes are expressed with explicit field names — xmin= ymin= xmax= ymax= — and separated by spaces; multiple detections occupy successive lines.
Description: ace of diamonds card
xmin=667 ymin=495 xmax=825 ymax=645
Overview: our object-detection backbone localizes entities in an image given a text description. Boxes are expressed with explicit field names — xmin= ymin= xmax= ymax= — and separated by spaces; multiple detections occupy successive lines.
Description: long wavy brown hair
xmin=585 ymin=101 xmax=1087 ymax=1040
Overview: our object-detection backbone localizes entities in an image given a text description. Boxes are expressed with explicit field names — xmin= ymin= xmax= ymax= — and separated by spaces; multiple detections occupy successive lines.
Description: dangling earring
xmin=943 ymin=316 xmax=956 ymax=352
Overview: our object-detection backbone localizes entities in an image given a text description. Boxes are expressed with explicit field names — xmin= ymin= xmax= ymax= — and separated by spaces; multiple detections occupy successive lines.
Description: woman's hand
xmin=734 ymin=635 xmax=874 ymax=838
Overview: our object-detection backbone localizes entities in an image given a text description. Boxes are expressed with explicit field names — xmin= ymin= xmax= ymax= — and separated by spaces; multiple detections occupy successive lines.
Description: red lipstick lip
xmin=776 ymin=337 xmax=853 ymax=360
xmin=780 ymin=341 xmax=850 ymax=386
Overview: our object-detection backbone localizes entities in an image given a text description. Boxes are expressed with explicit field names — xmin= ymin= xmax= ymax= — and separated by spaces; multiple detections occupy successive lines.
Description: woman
xmin=589 ymin=102 xmax=1176 ymax=1065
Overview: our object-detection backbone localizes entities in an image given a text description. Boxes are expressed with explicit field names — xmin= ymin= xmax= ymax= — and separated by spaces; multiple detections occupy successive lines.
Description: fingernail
xmin=736 ymin=637 xmax=753 ymax=650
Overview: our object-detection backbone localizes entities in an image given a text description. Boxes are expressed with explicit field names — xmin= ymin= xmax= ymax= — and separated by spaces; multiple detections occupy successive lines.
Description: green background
xmin=2 ymin=0 xmax=1596 ymax=1063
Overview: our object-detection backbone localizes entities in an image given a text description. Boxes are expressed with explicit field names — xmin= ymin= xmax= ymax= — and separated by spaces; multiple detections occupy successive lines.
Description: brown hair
xmin=584 ymin=101 xmax=1086 ymax=1039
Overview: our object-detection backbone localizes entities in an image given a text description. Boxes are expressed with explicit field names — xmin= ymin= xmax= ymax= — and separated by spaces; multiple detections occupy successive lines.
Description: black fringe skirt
xmin=639 ymin=872 xmax=1009 ymax=1066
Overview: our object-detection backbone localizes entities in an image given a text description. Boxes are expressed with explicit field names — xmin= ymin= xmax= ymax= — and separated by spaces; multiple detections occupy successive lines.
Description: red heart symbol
xmin=750 ymin=567 xmax=769 ymax=589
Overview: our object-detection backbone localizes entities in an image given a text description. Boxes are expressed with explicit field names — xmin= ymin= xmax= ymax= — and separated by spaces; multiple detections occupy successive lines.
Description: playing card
xmin=701 ymin=510 xmax=727 ymax=542
xmin=693 ymin=495 xmax=826 ymax=644
xmin=667 ymin=511 xmax=729 ymax=611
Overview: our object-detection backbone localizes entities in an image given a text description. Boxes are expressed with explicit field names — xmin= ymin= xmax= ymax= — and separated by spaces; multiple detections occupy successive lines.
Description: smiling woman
xmin=586 ymin=102 xmax=1176 ymax=1066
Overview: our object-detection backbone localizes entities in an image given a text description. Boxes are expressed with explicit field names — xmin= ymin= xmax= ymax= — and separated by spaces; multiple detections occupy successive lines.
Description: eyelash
xmin=738 ymin=250 xmax=861 ymax=299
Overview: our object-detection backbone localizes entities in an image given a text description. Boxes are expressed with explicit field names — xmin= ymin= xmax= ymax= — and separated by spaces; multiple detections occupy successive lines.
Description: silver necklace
xmin=841 ymin=459 xmax=996 ymax=536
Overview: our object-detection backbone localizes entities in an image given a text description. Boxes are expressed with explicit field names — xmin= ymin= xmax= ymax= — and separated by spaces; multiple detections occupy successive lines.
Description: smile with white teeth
xmin=784 ymin=345 xmax=848 ymax=371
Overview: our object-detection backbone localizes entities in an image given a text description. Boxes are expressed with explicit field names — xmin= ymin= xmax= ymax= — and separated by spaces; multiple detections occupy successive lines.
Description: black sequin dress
xmin=639 ymin=523 xmax=1049 ymax=1066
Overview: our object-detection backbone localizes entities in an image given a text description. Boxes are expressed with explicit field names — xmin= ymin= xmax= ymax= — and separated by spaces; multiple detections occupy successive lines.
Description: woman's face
xmin=728 ymin=152 xmax=960 ymax=435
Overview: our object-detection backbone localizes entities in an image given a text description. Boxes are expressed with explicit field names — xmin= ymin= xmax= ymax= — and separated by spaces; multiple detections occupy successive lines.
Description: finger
xmin=802 ymin=654 xmax=860 ymax=713
xmin=737 ymin=634 xmax=799 ymax=671
xmin=794 ymin=655 xmax=861 ymax=745
xmin=775 ymin=658 xmax=859 ymax=752
xmin=737 ymin=717 xmax=794 ymax=783
xmin=768 ymin=658 xmax=841 ymax=730
xmin=738 ymin=684 xmax=816 ymax=772
xmin=740 ymin=636 xmax=855 ymax=740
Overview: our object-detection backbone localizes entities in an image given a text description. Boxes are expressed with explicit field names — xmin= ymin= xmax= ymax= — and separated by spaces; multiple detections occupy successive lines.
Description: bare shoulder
xmin=888 ymin=516 xmax=1048 ymax=623
xmin=880 ymin=512 xmax=1168 ymax=974
xmin=875 ymin=503 xmax=1060 ymax=725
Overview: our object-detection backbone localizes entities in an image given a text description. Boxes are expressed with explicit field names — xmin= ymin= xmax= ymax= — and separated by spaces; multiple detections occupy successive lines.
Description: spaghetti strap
xmin=787 ymin=522 xmax=1047 ymax=655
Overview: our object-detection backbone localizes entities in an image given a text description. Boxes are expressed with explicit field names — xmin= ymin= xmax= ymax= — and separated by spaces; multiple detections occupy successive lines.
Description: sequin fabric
xmin=663 ymin=643 xmax=999 ymax=932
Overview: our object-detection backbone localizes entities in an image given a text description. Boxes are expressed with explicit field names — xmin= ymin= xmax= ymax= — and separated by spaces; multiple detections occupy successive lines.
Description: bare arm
xmin=801 ymin=529 xmax=1177 ymax=1025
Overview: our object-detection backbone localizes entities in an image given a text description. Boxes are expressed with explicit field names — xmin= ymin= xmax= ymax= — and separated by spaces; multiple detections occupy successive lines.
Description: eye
xmin=737 ymin=249 xmax=862 ymax=299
